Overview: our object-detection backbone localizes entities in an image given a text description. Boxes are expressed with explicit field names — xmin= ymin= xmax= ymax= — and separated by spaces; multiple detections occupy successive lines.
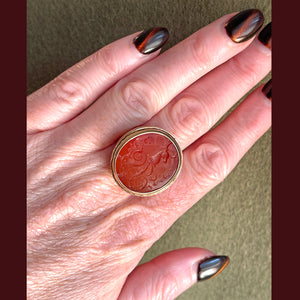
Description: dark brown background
xmin=27 ymin=1 xmax=271 ymax=299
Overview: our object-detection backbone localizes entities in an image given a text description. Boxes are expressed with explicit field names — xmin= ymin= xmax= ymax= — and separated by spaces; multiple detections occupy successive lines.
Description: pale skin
xmin=27 ymin=12 xmax=271 ymax=300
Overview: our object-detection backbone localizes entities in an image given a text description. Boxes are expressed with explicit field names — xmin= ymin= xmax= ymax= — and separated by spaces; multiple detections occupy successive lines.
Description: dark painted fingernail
xmin=258 ymin=22 xmax=272 ymax=49
xmin=262 ymin=79 xmax=272 ymax=100
xmin=134 ymin=27 xmax=169 ymax=54
xmin=198 ymin=256 xmax=230 ymax=282
xmin=225 ymin=9 xmax=264 ymax=43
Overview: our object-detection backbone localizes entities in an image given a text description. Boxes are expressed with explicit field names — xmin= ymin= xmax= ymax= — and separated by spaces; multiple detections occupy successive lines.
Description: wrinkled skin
xmin=27 ymin=12 xmax=271 ymax=300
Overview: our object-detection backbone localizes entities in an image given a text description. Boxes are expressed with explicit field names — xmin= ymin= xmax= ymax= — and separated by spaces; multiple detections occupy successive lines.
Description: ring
xmin=110 ymin=127 xmax=183 ymax=197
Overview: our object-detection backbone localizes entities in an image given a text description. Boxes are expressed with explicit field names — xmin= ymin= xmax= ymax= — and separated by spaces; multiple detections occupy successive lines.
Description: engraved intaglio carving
xmin=116 ymin=133 xmax=179 ymax=193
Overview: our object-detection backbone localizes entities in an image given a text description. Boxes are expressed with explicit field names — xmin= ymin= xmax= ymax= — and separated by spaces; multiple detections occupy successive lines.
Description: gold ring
xmin=111 ymin=127 xmax=183 ymax=197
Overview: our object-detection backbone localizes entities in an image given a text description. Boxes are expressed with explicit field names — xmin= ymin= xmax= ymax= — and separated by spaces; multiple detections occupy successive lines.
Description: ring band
xmin=110 ymin=127 xmax=183 ymax=197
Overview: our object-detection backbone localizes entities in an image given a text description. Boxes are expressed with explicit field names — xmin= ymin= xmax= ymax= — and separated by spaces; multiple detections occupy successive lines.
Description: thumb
xmin=118 ymin=248 xmax=229 ymax=300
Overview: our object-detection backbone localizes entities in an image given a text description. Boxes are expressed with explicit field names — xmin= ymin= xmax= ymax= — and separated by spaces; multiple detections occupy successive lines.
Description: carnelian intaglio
xmin=115 ymin=132 xmax=179 ymax=193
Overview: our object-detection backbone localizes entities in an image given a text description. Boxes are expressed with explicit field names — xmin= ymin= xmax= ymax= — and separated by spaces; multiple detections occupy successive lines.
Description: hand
xmin=27 ymin=9 xmax=271 ymax=300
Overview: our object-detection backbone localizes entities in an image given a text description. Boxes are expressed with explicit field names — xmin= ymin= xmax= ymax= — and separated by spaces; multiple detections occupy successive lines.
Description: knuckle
xmin=190 ymin=35 xmax=216 ymax=71
xmin=112 ymin=214 xmax=152 ymax=244
xmin=101 ymin=204 xmax=160 ymax=250
xmin=190 ymin=142 xmax=230 ymax=186
xmin=56 ymin=175 xmax=115 ymax=216
xmin=118 ymin=78 xmax=157 ymax=122
xmin=95 ymin=43 xmax=122 ymax=76
xmin=169 ymin=94 xmax=211 ymax=136
xmin=50 ymin=76 xmax=88 ymax=110
xmin=230 ymin=54 xmax=259 ymax=87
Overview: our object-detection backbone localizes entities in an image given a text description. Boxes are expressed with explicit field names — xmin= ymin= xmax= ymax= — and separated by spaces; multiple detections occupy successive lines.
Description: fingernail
xmin=225 ymin=9 xmax=264 ymax=43
xmin=134 ymin=27 xmax=169 ymax=54
xmin=258 ymin=22 xmax=272 ymax=49
xmin=262 ymin=79 xmax=272 ymax=100
xmin=198 ymin=256 xmax=230 ymax=282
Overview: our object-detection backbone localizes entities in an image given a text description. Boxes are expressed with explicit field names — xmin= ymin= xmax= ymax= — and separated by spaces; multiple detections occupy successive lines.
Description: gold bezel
xmin=110 ymin=127 xmax=183 ymax=197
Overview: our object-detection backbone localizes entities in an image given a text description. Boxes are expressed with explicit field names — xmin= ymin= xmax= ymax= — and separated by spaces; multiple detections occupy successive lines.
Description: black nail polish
xmin=133 ymin=27 xmax=169 ymax=54
xmin=258 ymin=22 xmax=272 ymax=49
xmin=198 ymin=256 xmax=230 ymax=282
xmin=225 ymin=9 xmax=264 ymax=43
xmin=262 ymin=79 xmax=272 ymax=100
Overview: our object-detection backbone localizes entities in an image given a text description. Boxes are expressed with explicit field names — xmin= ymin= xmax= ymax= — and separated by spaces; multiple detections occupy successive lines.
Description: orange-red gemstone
xmin=116 ymin=133 xmax=179 ymax=193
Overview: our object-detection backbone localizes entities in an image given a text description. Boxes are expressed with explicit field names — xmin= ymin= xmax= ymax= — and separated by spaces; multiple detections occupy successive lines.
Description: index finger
xmin=27 ymin=28 xmax=169 ymax=134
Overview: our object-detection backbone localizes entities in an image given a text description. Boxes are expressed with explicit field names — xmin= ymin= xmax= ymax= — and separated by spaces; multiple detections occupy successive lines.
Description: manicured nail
xmin=258 ymin=22 xmax=272 ymax=49
xmin=198 ymin=256 xmax=230 ymax=282
xmin=262 ymin=79 xmax=272 ymax=100
xmin=225 ymin=9 xmax=264 ymax=43
xmin=134 ymin=27 xmax=169 ymax=54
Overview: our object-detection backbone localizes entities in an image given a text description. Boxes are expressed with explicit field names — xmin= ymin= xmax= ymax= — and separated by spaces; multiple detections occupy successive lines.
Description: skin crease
xmin=27 ymin=11 xmax=271 ymax=300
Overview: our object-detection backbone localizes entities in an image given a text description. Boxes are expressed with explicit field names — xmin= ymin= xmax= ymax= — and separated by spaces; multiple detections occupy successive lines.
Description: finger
xmin=118 ymin=248 xmax=229 ymax=300
xmin=27 ymin=28 xmax=169 ymax=134
xmin=147 ymin=22 xmax=271 ymax=149
xmin=139 ymin=80 xmax=271 ymax=227
xmin=64 ymin=9 xmax=264 ymax=152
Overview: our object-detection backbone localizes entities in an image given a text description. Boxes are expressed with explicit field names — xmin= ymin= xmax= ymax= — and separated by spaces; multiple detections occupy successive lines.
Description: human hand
xmin=27 ymin=9 xmax=271 ymax=300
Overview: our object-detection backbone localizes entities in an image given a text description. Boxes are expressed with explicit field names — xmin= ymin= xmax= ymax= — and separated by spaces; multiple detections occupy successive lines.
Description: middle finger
xmin=147 ymin=26 xmax=271 ymax=150
xmin=62 ymin=9 xmax=264 ymax=152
